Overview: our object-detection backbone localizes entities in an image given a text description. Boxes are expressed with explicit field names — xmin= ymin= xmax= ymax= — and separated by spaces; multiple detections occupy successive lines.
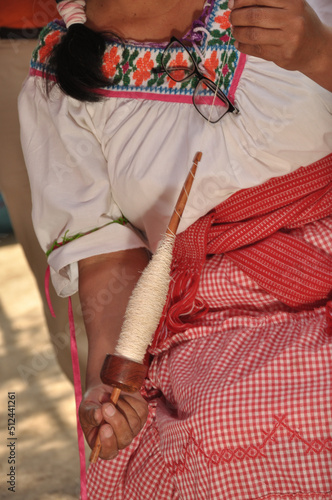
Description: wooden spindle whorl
xmin=100 ymin=354 xmax=148 ymax=393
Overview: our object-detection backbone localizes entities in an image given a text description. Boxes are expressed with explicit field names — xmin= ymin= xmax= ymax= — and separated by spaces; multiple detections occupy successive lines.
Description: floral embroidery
xmin=30 ymin=0 xmax=243 ymax=102
xmin=203 ymin=50 xmax=219 ymax=80
xmin=102 ymin=46 xmax=121 ymax=79
xmin=215 ymin=10 xmax=231 ymax=30
xmin=133 ymin=52 xmax=154 ymax=86
xmin=167 ymin=52 xmax=190 ymax=88
xmin=35 ymin=27 xmax=61 ymax=64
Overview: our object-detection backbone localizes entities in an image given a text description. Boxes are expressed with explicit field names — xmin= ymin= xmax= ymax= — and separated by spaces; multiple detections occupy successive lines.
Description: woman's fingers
xmin=230 ymin=5 xmax=285 ymax=61
xmin=79 ymin=396 xmax=104 ymax=450
xmin=229 ymin=0 xmax=325 ymax=73
xmin=100 ymin=394 xmax=149 ymax=453
xmin=229 ymin=0 xmax=288 ymax=8
xmin=96 ymin=422 xmax=119 ymax=460
xmin=101 ymin=402 xmax=134 ymax=455
xmin=229 ymin=0 xmax=294 ymax=63
xmin=232 ymin=25 xmax=282 ymax=47
xmin=230 ymin=5 xmax=286 ymax=30
xmin=79 ymin=385 xmax=149 ymax=460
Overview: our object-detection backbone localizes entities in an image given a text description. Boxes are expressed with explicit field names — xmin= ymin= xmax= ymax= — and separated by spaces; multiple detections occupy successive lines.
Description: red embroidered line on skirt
xmin=165 ymin=414 xmax=332 ymax=476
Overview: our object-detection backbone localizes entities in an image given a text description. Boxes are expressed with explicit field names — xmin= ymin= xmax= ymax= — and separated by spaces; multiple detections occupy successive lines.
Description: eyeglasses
xmin=161 ymin=37 xmax=239 ymax=123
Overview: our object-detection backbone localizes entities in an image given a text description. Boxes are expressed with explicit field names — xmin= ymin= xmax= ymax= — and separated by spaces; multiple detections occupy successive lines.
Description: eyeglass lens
xmin=194 ymin=79 xmax=229 ymax=123
xmin=163 ymin=39 xmax=231 ymax=123
xmin=163 ymin=40 xmax=195 ymax=82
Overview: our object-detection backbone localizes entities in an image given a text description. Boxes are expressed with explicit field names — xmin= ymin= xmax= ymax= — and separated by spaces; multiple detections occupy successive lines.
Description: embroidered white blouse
xmin=19 ymin=0 xmax=332 ymax=297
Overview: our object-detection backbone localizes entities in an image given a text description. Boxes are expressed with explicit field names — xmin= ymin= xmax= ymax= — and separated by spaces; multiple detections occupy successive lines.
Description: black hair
xmin=48 ymin=23 xmax=110 ymax=102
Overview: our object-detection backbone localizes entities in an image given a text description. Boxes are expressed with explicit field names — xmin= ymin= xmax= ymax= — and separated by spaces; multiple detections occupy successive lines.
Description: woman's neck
xmin=85 ymin=0 xmax=206 ymax=42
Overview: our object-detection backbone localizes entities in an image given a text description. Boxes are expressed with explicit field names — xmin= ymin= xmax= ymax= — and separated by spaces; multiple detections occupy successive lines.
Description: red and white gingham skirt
xmin=87 ymin=218 xmax=332 ymax=500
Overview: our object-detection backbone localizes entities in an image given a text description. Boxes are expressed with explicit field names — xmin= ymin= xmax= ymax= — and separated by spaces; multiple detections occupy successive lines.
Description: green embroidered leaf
xmin=129 ymin=49 xmax=139 ymax=65
xmin=209 ymin=29 xmax=224 ymax=39
xmin=180 ymin=79 xmax=191 ymax=90
xmin=156 ymin=74 xmax=167 ymax=86
xmin=121 ymin=47 xmax=130 ymax=63
xmin=39 ymin=25 xmax=52 ymax=42
xmin=219 ymin=0 xmax=229 ymax=8
xmin=228 ymin=51 xmax=237 ymax=64
xmin=113 ymin=74 xmax=122 ymax=86
xmin=162 ymin=53 xmax=172 ymax=67
xmin=155 ymin=52 xmax=163 ymax=65
xmin=32 ymin=46 xmax=39 ymax=62
xmin=123 ymin=73 xmax=131 ymax=86
xmin=223 ymin=74 xmax=231 ymax=89
xmin=147 ymin=75 xmax=158 ymax=87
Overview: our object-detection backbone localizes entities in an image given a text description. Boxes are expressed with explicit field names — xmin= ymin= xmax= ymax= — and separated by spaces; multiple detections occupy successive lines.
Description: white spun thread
xmin=115 ymin=234 xmax=175 ymax=363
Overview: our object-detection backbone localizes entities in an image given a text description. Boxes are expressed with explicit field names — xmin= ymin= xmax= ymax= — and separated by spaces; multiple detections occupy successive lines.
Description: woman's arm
xmin=78 ymin=248 xmax=150 ymax=460
xmin=229 ymin=0 xmax=332 ymax=92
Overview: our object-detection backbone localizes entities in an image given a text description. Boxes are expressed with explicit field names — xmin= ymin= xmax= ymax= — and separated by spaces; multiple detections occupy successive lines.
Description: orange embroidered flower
xmin=102 ymin=46 xmax=120 ymax=79
xmin=133 ymin=52 xmax=154 ymax=86
xmin=166 ymin=52 xmax=190 ymax=88
xmin=203 ymin=51 xmax=219 ymax=80
xmin=215 ymin=10 xmax=231 ymax=30
xmin=39 ymin=31 xmax=61 ymax=63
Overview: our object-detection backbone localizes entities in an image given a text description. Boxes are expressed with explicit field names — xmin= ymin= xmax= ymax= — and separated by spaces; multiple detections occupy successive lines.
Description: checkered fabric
xmin=86 ymin=213 xmax=332 ymax=499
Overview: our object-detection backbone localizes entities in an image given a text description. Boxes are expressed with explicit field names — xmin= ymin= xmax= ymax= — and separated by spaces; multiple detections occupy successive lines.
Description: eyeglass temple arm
xmin=202 ymin=78 xmax=238 ymax=113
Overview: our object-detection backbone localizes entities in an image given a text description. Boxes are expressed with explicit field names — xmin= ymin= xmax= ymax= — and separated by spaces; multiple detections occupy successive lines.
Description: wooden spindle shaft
xmin=89 ymin=152 xmax=202 ymax=463
xmin=166 ymin=151 xmax=202 ymax=237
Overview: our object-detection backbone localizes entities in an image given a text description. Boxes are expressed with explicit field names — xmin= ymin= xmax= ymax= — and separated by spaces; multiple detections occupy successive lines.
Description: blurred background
xmin=0 ymin=1 xmax=88 ymax=498
xmin=0 ymin=225 xmax=83 ymax=500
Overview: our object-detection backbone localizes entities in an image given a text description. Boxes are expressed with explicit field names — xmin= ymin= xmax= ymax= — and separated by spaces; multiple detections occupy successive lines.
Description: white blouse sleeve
xmin=19 ymin=77 xmax=147 ymax=298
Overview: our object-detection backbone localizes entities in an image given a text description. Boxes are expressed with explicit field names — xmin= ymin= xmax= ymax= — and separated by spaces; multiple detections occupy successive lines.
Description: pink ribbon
xmin=45 ymin=266 xmax=87 ymax=499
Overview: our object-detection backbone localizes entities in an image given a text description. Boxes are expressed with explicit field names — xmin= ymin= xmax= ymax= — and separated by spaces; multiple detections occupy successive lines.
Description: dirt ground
xmin=0 ymin=234 xmax=87 ymax=500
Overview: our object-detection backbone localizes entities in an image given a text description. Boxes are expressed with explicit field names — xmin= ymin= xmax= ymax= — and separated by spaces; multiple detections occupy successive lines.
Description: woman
xmin=19 ymin=0 xmax=332 ymax=498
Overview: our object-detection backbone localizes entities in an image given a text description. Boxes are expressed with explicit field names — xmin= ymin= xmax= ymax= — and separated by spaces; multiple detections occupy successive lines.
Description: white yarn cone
xmin=115 ymin=233 xmax=175 ymax=363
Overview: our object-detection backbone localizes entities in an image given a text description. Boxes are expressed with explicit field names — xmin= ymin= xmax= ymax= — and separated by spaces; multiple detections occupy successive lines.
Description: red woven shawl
xmin=153 ymin=154 xmax=332 ymax=345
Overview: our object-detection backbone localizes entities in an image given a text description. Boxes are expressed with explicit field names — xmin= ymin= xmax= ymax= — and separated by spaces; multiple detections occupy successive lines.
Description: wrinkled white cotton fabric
xmin=19 ymin=0 xmax=332 ymax=297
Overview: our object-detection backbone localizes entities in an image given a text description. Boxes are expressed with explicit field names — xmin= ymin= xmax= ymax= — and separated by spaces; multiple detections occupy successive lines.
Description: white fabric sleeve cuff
xmin=48 ymin=222 xmax=147 ymax=297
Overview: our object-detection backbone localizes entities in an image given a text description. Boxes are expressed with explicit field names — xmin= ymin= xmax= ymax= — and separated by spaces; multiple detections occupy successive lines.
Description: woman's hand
xmin=229 ymin=0 xmax=332 ymax=91
xmin=80 ymin=384 xmax=149 ymax=460
xmin=77 ymin=249 xmax=150 ymax=459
